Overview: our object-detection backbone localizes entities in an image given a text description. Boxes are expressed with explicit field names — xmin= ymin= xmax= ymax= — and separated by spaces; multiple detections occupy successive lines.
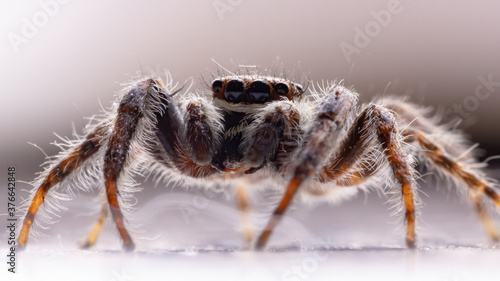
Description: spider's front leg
xmin=81 ymin=84 xmax=221 ymax=250
xmin=255 ymin=87 xmax=357 ymax=249
xmin=101 ymin=78 xmax=171 ymax=250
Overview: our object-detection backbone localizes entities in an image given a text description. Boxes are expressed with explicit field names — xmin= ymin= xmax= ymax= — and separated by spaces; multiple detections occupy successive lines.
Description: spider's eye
xmin=224 ymin=79 xmax=244 ymax=103
xmin=275 ymin=82 xmax=289 ymax=96
xmin=248 ymin=80 xmax=270 ymax=103
xmin=212 ymin=79 xmax=223 ymax=93
xmin=295 ymin=83 xmax=304 ymax=94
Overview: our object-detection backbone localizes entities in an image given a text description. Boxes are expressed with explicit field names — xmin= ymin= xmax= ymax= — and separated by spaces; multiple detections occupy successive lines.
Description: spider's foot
xmin=406 ymin=237 xmax=416 ymax=249
xmin=16 ymin=243 xmax=26 ymax=252
xmin=123 ymin=241 xmax=135 ymax=252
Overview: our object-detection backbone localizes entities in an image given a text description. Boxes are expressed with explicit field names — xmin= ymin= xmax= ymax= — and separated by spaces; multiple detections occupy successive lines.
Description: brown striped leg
xmin=154 ymin=88 xmax=219 ymax=178
xmin=369 ymin=105 xmax=417 ymax=247
xmin=80 ymin=202 xmax=109 ymax=249
xmin=256 ymin=88 xmax=356 ymax=250
xmin=470 ymin=191 xmax=499 ymax=241
xmin=382 ymin=100 xmax=500 ymax=241
xmin=17 ymin=124 xmax=107 ymax=249
xmin=102 ymin=78 xmax=165 ymax=251
xmin=413 ymin=130 xmax=500 ymax=239
xmin=322 ymin=104 xmax=417 ymax=247
xmin=236 ymin=183 xmax=253 ymax=246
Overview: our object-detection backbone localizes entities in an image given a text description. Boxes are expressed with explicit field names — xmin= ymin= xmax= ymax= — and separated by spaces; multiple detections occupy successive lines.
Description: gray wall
xmin=2 ymin=0 xmax=500 ymax=181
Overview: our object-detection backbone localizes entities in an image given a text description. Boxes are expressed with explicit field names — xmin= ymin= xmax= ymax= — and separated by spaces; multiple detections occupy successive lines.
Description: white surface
xmin=2 ymin=179 xmax=500 ymax=281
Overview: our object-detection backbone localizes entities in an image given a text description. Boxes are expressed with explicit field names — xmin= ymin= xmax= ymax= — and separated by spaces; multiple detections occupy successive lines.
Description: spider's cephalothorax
xmin=208 ymin=76 xmax=304 ymax=172
xmin=17 ymin=71 xmax=500 ymax=251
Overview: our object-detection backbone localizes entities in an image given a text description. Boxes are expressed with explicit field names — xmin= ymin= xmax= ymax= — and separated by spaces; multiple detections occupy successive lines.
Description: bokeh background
xmin=1 ymin=1 xmax=500 ymax=280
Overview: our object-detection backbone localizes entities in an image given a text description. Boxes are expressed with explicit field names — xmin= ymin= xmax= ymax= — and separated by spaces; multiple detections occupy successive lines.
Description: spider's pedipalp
xmin=182 ymin=96 xmax=224 ymax=165
xmin=241 ymin=100 xmax=303 ymax=170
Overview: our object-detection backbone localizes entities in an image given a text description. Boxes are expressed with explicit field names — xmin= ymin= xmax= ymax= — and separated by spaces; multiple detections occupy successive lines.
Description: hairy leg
xmin=18 ymin=123 xmax=108 ymax=249
xmin=101 ymin=78 xmax=167 ymax=250
xmin=382 ymin=99 xmax=500 ymax=240
xmin=154 ymin=92 xmax=219 ymax=177
xmin=317 ymin=104 xmax=418 ymax=247
xmin=256 ymin=86 xmax=357 ymax=249
xmin=80 ymin=201 xmax=108 ymax=249
xmin=235 ymin=183 xmax=253 ymax=246
xmin=412 ymin=130 xmax=500 ymax=238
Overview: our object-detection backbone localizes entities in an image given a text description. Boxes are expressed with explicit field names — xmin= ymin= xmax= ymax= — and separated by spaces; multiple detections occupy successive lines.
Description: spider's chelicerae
xmin=18 ymin=70 xmax=500 ymax=250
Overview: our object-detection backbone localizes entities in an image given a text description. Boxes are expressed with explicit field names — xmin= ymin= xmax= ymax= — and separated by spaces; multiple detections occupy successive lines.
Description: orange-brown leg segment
xmin=470 ymin=191 xmax=499 ymax=241
xmin=80 ymin=202 xmax=109 ymax=249
xmin=318 ymin=104 xmax=418 ymax=247
xmin=17 ymin=125 xmax=106 ymax=249
xmin=256 ymin=87 xmax=356 ymax=250
xmin=101 ymin=79 xmax=164 ymax=251
xmin=370 ymin=105 xmax=417 ymax=248
xmin=413 ymin=130 xmax=500 ymax=240
xmin=236 ymin=183 xmax=253 ymax=246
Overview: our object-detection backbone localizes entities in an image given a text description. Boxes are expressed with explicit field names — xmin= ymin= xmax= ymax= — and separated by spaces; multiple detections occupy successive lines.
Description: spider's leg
xmin=80 ymin=201 xmax=108 ymax=248
xmin=256 ymin=88 xmax=357 ymax=250
xmin=471 ymin=190 xmax=499 ymax=241
xmin=236 ymin=183 xmax=253 ymax=246
xmin=382 ymin=99 xmax=500 ymax=241
xmin=102 ymin=77 xmax=174 ymax=251
xmin=154 ymin=93 xmax=219 ymax=177
xmin=17 ymin=123 xmax=108 ymax=249
xmin=412 ymin=130 xmax=500 ymax=239
xmin=80 ymin=88 xmax=222 ymax=250
xmin=317 ymin=104 xmax=418 ymax=247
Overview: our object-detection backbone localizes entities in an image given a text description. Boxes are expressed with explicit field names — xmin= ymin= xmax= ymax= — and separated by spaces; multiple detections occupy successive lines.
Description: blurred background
xmin=1 ymin=0 xmax=500 ymax=280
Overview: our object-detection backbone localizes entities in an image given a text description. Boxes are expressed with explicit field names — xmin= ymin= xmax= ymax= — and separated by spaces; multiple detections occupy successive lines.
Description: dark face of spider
xmin=211 ymin=76 xmax=304 ymax=105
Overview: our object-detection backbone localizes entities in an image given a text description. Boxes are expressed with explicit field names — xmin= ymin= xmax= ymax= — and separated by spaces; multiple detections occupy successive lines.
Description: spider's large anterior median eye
xmin=212 ymin=79 xmax=223 ymax=93
xmin=275 ymin=82 xmax=289 ymax=96
xmin=224 ymin=79 xmax=244 ymax=103
xmin=248 ymin=80 xmax=270 ymax=103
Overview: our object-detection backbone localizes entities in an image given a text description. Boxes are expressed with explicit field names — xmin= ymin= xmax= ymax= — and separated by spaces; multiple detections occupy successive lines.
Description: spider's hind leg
xmin=383 ymin=99 xmax=500 ymax=241
xmin=412 ymin=130 xmax=500 ymax=240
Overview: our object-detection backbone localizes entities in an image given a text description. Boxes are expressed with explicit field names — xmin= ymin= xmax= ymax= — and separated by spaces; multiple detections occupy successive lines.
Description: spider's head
xmin=211 ymin=76 xmax=304 ymax=110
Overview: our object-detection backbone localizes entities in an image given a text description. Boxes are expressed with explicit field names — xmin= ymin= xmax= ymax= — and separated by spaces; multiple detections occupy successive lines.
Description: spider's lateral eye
xmin=212 ymin=79 xmax=223 ymax=93
xmin=224 ymin=79 xmax=244 ymax=103
xmin=275 ymin=82 xmax=289 ymax=96
xmin=248 ymin=80 xmax=271 ymax=103
xmin=295 ymin=84 xmax=304 ymax=94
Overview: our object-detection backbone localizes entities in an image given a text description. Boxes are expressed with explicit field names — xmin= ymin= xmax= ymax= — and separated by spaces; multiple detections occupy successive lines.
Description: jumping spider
xmin=18 ymin=70 xmax=500 ymax=250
